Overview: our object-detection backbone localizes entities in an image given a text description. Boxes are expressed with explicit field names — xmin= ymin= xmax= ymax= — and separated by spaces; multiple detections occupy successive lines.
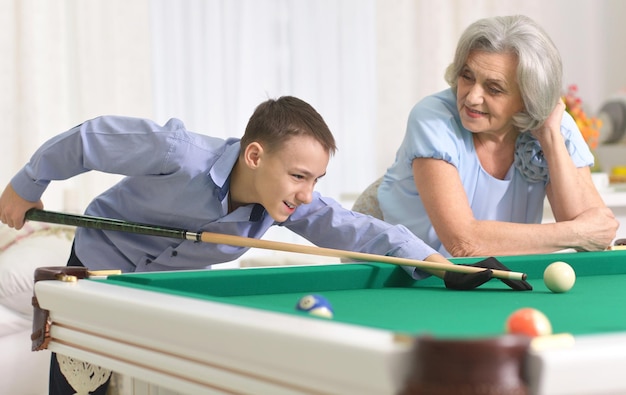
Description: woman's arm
xmin=412 ymin=157 xmax=617 ymax=256
xmin=534 ymin=100 xmax=606 ymax=221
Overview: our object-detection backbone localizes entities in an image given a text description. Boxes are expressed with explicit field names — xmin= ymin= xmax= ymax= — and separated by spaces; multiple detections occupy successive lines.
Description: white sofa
xmin=0 ymin=223 xmax=74 ymax=395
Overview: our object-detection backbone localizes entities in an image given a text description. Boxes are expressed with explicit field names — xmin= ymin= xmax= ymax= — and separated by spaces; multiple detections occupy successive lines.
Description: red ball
xmin=505 ymin=308 xmax=552 ymax=337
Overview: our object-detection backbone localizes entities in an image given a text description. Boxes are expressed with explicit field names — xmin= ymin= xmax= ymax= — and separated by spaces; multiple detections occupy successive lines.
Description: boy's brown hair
xmin=241 ymin=96 xmax=337 ymax=156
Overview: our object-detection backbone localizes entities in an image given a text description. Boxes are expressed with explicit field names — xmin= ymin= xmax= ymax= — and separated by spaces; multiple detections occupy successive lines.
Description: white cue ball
xmin=543 ymin=261 xmax=576 ymax=293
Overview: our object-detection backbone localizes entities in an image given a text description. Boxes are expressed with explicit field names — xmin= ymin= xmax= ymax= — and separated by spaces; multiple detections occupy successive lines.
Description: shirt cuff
xmin=391 ymin=239 xmax=436 ymax=280
xmin=10 ymin=169 xmax=49 ymax=202
xmin=403 ymin=266 xmax=432 ymax=281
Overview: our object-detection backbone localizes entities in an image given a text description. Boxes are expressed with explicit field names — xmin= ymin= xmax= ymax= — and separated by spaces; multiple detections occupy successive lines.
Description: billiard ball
xmin=296 ymin=294 xmax=334 ymax=318
xmin=543 ymin=261 xmax=576 ymax=293
xmin=505 ymin=307 xmax=552 ymax=337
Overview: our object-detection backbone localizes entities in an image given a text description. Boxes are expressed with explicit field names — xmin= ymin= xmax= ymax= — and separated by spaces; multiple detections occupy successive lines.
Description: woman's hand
xmin=0 ymin=183 xmax=43 ymax=229
xmin=531 ymin=99 xmax=566 ymax=143
xmin=570 ymin=207 xmax=619 ymax=251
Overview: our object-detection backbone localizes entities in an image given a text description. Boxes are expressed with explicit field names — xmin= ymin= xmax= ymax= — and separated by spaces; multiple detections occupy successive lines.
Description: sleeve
xmin=282 ymin=192 xmax=438 ymax=279
xmin=560 ymin=111 xmax=595 ymax=167
xmin=399 ymin=94 xmax=465 ymax=169
xmin=10 ymin=116 xmax=187 ymax=202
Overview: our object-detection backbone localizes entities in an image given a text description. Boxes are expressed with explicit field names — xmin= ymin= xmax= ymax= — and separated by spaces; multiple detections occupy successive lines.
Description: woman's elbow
xmin=444 ymin=238 xmax=482 ymax=258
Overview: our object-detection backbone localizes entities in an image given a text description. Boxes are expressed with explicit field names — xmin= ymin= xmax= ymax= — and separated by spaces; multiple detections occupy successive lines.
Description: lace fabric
xmin=57 ymin=354 xmax=111 ymax=395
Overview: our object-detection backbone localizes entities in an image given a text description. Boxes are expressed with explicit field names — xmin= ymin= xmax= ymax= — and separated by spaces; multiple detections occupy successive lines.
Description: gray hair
xmin=444 ymin=15 xmax=562 ymax=131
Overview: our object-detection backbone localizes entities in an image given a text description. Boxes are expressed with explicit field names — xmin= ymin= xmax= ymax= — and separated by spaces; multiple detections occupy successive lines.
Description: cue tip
xmin=497 ymin=270 xmax=527 ymax=282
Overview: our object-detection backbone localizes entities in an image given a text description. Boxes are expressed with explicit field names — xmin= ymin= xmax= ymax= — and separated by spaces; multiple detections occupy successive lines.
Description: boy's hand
xmin=0 ymin=183 xmax=43 ymax=230
xmin=444 ymin=257 xmax=533 ymax=291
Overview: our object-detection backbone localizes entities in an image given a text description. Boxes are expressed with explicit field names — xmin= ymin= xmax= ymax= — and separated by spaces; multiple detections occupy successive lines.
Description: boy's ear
xmin=243 ymin=142 xmax=264 ymax=169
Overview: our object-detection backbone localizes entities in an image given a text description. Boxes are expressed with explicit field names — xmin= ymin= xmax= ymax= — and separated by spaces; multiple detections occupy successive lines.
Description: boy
xmin=0 ymin=96 xmax=527 ymax=394
xmin=1 ymin=96 xmax=448 ymax=273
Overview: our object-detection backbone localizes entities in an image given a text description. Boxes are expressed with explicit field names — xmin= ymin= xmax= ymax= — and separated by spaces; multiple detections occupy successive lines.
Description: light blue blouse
xmin=379 ymin=88 xmax=594 ymax=257
xmin=12 ymin=116 xmax=438 ymax=275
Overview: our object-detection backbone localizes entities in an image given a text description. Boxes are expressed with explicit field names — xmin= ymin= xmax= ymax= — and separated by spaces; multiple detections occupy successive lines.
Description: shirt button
xmin=171 ymin=251 xmax=178 ymax=257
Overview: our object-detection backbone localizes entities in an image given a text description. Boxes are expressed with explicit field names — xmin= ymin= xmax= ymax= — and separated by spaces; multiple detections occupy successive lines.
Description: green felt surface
xmin=98 ymin=250 xmax=626 ymax=337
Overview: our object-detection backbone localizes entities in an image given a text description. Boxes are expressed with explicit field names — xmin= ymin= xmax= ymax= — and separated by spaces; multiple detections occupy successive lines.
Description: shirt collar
xmin=209 ymin=139 xmax=267 ymax=222
xmin=210 ymin=139 xmax=240 ymax=201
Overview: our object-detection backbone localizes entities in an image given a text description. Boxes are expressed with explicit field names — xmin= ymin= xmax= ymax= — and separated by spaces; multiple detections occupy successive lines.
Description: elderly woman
xmin=379 ymin=15 xmax=618 ymax=257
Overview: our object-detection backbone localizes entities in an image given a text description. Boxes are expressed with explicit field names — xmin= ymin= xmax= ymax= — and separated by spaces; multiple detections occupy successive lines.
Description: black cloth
xmin=443 ymin=256 xmax=533 ymax=291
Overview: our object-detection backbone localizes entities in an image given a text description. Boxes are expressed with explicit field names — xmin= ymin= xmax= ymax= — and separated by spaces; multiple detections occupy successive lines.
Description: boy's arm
xmin=282 ymin=194 xmax=531 ymax=290
xmin=282 ymin=193 xmax=441 ymax=279
xmin=7 ymin=116 xmax=186 ymax=216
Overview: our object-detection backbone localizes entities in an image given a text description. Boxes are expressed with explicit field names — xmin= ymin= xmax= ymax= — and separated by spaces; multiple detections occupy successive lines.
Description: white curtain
xmin=2 ymin=0 xmax=153 ymax=212
xmin=3 ymin=0 xmax=625 ymax=212
xmin=149 ymin=0 xmax=377 ymax=200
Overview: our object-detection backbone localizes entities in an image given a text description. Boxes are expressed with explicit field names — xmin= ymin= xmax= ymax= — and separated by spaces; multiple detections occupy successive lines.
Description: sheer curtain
xmin=149 ymin=0 xmax=377 ymax=201
xmin=2 ymin=0 xmax=153 ymax=212
xmin=148 ymin=0 xmax=626 ymax=197
xmin=3 ymin=0 xmax=624 ymax=212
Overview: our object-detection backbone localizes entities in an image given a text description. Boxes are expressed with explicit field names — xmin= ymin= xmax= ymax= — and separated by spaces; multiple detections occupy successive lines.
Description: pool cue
xmin=24 ymin=209 xmax=527 ymax=281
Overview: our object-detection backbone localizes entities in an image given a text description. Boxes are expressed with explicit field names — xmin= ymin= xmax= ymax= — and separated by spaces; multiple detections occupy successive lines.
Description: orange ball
xmin=505 ymin=308 xmax=552 ymax=337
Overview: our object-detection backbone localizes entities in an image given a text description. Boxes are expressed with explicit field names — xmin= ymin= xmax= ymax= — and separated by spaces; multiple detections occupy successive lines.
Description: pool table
xmin=32 ymin=249 xmax=626 ymax=394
